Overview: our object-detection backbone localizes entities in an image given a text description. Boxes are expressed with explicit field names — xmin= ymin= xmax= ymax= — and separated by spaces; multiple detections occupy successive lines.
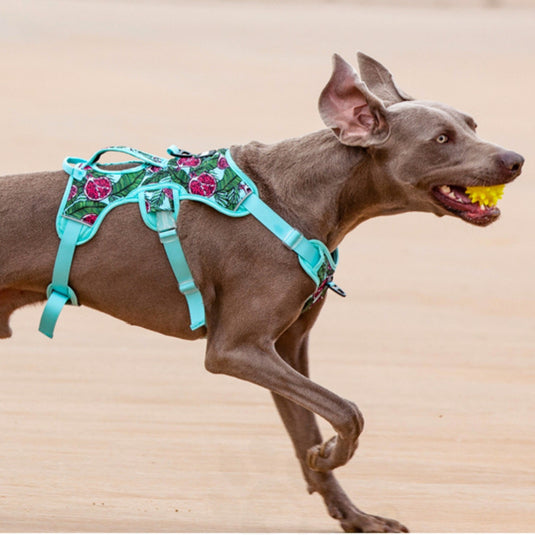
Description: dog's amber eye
xmin=436 ymin=134 xmax=449 ymax=144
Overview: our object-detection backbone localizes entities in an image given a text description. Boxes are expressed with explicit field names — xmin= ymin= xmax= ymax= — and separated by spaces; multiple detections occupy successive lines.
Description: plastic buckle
xmin=158 ymin=227 xmax=177 ymax=244
xmin=233 ymin=187 xmax=254 ymax=211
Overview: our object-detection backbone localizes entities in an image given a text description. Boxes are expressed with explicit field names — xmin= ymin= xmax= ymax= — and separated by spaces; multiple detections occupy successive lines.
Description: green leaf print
xmin=166 ymin=162 xmax=190 ymax=187
xmin=141 ymin=169 xmax=172 ymax=187
xmin=111 ymin=168 xmax=146 ymax=197
xmin=194 ymin=157 xmax=219 ymax=175
xmin=216 ymin=167 xmax=241 ymax=193
xmin=87 ymin=168 xmax=108 ymax=178
xmin=214 ymin=188 xmax=239 ymax=210
xmin=149 ymin=190 xmax=166 ymax=211
xmin=65 ymin=200 xmax=106 ymax=219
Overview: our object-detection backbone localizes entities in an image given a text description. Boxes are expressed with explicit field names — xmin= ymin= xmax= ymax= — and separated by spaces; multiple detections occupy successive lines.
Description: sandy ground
xmin=1 ymin=0 xmax=534 ymax=532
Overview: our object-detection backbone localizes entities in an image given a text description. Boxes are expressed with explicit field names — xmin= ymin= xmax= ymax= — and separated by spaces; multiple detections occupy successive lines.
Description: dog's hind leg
xmin=272 ymin=308 xmax=408 ymax=533
xmin=0 ymin=289 xmax=45 ymax=338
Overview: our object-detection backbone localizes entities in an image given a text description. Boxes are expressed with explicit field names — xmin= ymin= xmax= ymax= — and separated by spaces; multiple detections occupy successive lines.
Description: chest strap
xmin=155 ymin=211 xmax=205 ymax=331
xmin=241 ymin=194 xmax=328 ymax=284
xmin=39 ymin=219 xmax=84 ymax=337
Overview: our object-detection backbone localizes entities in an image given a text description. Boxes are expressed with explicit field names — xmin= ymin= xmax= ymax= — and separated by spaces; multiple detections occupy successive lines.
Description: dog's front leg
xmin=272 ymin=309 xmax=409 ymax=533
xmin=204 ymin=308 xmax=364 ymax=475
xmin=206 ymin=339 xmax=362 ymax=472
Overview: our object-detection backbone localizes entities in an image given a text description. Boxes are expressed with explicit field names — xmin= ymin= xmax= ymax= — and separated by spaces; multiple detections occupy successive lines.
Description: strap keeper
xmin=46 ymin=283 xmax=79 ymax=306
xmin=72 ymin=167 xmax=85 ymax=180
xmin=178 ymin=279 xmax=198 ymax=296
xmin=283 ymin=228 xmax=304 ymax=251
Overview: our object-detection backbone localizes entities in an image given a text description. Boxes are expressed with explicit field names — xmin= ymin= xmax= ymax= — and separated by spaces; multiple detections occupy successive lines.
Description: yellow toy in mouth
xmin=465 ymin=185 xmax=505 ymax=207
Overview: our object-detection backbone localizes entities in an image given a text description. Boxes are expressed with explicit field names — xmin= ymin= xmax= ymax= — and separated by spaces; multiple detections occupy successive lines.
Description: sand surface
xmin=1 ymin=0 xmax=534 ymax=532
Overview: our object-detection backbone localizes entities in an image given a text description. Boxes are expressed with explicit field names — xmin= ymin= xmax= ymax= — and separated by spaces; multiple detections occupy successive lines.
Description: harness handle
xmin=86 ymin=146 xmax=169 ymax=168
xmin=62 ymin=147 xmax=169 ymax=180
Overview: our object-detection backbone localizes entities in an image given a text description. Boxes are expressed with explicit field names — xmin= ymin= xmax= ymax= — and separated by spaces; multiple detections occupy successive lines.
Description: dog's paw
xmin=322 ymin=490 xmax=409 ymax=533
xmin=307 ymin=436 xmax=337 ymax=472
xmin=340 ymin=513 xmax=409 ymax=533
xmin=307 ymin=434 xmax=358 ymax=472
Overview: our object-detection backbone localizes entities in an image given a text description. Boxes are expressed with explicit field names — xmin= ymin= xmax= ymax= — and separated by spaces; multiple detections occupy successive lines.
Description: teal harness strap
xmin=241 ymin=194 xmax=336 ymax=286
xmin=63 ymin=157 xmax=87 ymax=179
xmin=155 ymin=211 xmax=205 ymax=330
xmin=38 ymin=219 xmax=84 ymax=338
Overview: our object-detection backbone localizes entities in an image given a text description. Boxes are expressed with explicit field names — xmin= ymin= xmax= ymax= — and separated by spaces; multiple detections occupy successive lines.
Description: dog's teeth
xmin=440 ymin=185 xmax=451 ymax=194
xmin=448 ymin=191 xmax=457 ymax=199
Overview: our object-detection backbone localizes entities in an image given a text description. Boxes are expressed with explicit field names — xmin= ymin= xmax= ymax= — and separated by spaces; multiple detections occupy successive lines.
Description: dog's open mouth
xmin=431 ymin=185 xmax=501 ymax=226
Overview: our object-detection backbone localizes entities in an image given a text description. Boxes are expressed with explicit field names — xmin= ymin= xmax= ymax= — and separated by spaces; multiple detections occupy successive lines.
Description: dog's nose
xmin=498 ymin=150 xmax=524 ymax=176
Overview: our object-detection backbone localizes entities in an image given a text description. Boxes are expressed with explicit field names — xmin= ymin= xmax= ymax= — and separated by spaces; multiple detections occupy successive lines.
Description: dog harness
xmin=39 ymin=145 xmax=345 ymax=338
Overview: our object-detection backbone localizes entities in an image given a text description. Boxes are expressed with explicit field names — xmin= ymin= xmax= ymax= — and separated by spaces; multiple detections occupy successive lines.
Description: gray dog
xmin=0 ymin=53 xmax=524 ymax=532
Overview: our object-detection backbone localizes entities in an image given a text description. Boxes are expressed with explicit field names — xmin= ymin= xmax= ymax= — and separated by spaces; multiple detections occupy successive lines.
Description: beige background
xmin=1 ymin=0 xmax=534 ymax=532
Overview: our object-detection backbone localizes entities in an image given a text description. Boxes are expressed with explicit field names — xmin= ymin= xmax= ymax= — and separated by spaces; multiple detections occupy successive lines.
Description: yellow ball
xmin=465 ymin=185 xmax=505 ymax=207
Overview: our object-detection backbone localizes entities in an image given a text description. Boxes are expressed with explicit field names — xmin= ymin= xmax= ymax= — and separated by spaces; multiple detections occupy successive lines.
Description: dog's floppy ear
xmin=357 ymin=52 xmax=413 ymax=106
xmin=319 ymin=54 xmax=390 ymax=147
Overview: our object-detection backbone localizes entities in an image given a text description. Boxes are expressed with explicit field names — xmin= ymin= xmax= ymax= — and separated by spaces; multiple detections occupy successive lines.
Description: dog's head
xmin=318 ymin=53 xmax=524 ymax=226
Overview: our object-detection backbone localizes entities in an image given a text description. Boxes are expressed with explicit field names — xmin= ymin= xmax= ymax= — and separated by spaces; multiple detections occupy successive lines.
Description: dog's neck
xmin=232 ymin=130 xmax=408 ymax=250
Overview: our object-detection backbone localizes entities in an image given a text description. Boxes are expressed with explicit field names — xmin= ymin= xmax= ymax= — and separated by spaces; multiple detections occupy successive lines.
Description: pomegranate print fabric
xmin=63 ymin=147 xmax=253 ymax=226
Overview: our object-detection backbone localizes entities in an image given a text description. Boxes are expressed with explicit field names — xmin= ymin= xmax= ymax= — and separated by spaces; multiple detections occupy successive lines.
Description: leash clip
xmin=328 ymin=281 xmax=346 ymax=297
